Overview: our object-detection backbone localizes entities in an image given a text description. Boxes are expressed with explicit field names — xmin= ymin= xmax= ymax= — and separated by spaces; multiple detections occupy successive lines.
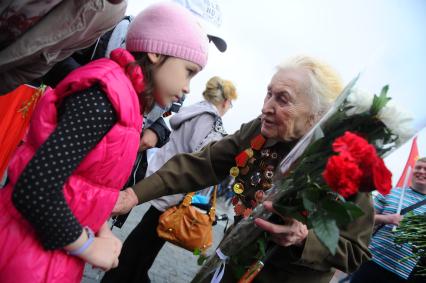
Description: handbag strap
xmin=182 ymin=192 xmax=196 ymax=207
xmin=182 ymin=186 xmax=218 ymax=221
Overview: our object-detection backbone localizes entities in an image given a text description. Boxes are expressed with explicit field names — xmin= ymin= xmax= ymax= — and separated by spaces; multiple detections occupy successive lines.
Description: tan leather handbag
xmin=156 ymin=186 xmax=217 ymax=252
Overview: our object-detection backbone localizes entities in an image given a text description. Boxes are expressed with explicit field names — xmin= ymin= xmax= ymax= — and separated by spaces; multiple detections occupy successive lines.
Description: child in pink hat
xmin=0 ymin=2 xmax=209 ymax=283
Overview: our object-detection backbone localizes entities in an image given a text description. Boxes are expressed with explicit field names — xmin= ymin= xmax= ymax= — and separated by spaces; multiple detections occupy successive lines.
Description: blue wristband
xmin=67 ymin=227 xmax=95 ymax=256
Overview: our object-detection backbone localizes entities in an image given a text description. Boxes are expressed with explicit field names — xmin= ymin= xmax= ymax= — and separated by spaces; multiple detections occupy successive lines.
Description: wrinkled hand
xmin=79 ymin=222 xmax=122 ymax=271
xmin=139 ymin=129 xmax=158 ymax=151
xmin=112 ymin=187 xmax=138 ymax=216
xmin=255 ymin=201 xmax=309 ymax=247
xmin=385 ymin=213 xmax=403 ymax=226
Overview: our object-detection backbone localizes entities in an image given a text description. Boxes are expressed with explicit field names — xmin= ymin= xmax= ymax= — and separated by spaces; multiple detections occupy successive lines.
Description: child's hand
xmin=79 ymin=234 xmax=121 ymax=271
xmin=97 ymin=222 xmax=122 ymax=250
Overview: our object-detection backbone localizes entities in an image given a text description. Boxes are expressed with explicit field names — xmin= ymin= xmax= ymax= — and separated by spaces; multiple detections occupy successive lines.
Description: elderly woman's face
xmin=261 ymin=68 xmax=314 ymax=141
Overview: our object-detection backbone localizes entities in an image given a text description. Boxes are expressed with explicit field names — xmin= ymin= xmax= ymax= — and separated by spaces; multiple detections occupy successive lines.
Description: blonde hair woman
xmin=203 ymin=76 xmax=237 ymax=115
xmin=102 ymin=76 xmax=237 ymax=283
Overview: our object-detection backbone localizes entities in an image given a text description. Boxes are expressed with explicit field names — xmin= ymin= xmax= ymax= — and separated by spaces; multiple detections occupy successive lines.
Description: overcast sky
xmin=127 ymin=0 xmax=426 ymax=183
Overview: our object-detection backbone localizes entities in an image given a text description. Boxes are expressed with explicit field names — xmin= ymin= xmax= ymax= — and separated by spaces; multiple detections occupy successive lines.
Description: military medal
xmin=264 ymin=169 xmax=274 ymax=180
xmin=230 ymin=166 xmax=239 ymax=178
xmin=233 ymin=182 xmax=244 ymax=194
xmin=250 ymin=172 xmax=261 ymax=186
xmin=229 ymin=134 xmax=283 ymax=220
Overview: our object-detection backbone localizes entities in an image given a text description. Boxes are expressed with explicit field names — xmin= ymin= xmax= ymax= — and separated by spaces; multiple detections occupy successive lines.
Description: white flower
xmin=345 ymin=88 xmax=414 ymax=144
xmin=345 ymin=88 xmax=374 ymax=116
xmin=378 ymin=100 xmax=414 ymax=145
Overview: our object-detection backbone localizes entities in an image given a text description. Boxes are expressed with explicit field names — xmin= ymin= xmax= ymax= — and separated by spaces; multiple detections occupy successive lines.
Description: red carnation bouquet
xmin=323 ymin=131 xmax=392 ymax=198
xmin=192 ymin=78 xmax=414 ymax=282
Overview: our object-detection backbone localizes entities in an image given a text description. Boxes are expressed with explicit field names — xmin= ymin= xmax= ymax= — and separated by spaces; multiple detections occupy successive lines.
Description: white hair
xmin=278 ymin=56 xmax=343 ymax=116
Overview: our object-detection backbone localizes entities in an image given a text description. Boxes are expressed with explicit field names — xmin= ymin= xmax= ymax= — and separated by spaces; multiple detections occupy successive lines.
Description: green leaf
xmin=370 ymin=85 xmax=391 ymax=115
xmin=295 ymin=155 xmax=329 ymax=179
xmin=380 ymin=85 xmax=389 ymax=98
xmin=277 ymin=178 xmax=294 ymax=191
xmin=302 ymin=189 xmax=320 ymax=211
xmin=256 ymin=238 xmax=267 ymax=258
xmin=292 ymin=211 xmax=309 ymax=224
xmin=232 ymin=265 xmax=247 ymax=280
xmin=302 ymin=138 xmax=326 ymax=156
xmin=321 ymin=199 xmax=351 ymax=227
xmin=303 ymin=196 xmax=316 ymax=211
xmin=342 ymin=202 xmax=364 ymax=221
xmin=323 ymin=110 xmax=347 ymax=133
xmin=311 ymin=212 xmax=339 ymax=255
xmin=197 ymin=254 xmax=208 ymax=265
xmin=193 ymin=248 xmax=200 ymax=256
xmin=274 ymin=203 xmax=300 ymax=215
xmin=274 ymin=202 xmax=306 ymax=223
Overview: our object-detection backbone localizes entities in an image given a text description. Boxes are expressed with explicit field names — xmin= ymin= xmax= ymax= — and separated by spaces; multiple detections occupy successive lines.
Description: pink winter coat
xmin=0 ymin=48 xmax=143 ymax=283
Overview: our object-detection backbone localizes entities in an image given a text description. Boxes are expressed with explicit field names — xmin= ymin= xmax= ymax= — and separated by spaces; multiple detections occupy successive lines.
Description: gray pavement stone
xmin=81 ymin=199 xmax=344 ymax=283
xmin=82 ymin=199 xmax=233 ymax=283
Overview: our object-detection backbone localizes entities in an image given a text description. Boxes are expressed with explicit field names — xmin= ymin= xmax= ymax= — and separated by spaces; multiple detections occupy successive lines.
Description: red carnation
xmin=323 ymin=155 xmax=363 ymax=198
xmin=374 ymin=159 xmax=392 ymax=195
xmin=360 ymin=157 xmax=392 ymax=195
xmin=323 ymin=131 xmax=392 ymax=198
xmin=332 ymin=131 xmax=374 ymax=162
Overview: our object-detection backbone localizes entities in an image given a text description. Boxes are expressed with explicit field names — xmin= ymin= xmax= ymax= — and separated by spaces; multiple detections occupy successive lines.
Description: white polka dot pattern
xmin=12 ymin=85 xmax=117 ymax=250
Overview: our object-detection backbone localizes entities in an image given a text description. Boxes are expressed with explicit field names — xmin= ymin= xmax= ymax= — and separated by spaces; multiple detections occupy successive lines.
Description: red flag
xmin=396 ymin=137 xmax=419 ymax=187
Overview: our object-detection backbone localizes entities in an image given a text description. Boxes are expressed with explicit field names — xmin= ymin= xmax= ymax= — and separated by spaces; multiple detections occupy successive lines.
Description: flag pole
xmin=393 ymin=166 xmax=412 ymax=232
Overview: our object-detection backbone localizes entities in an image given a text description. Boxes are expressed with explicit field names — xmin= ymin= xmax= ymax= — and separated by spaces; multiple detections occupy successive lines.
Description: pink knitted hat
xmin=126 ymin=2 xmax=209 ymax=69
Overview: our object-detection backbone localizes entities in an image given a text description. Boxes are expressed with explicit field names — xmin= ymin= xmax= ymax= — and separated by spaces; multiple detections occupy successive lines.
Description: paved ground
xmin=81 ymin=200 xmax=348 ymax=283
xmin=82 ymin=199 xmax=233 ymax=283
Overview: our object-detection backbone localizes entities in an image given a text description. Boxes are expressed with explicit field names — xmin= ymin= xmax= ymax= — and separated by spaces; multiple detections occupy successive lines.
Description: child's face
xmin=153 ymin=57 xmax=201 ymax=106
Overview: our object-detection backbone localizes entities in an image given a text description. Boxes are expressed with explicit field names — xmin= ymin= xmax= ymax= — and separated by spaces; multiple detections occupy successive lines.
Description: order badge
xmin=233 ymin=182 xmax=244 ymax=194
xmin=230 ymin=166 xmax=239 ymax=178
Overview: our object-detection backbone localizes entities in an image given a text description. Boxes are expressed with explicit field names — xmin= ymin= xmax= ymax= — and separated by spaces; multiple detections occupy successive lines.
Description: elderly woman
xmin=114 ymin=56 xmax=373 ymax=283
